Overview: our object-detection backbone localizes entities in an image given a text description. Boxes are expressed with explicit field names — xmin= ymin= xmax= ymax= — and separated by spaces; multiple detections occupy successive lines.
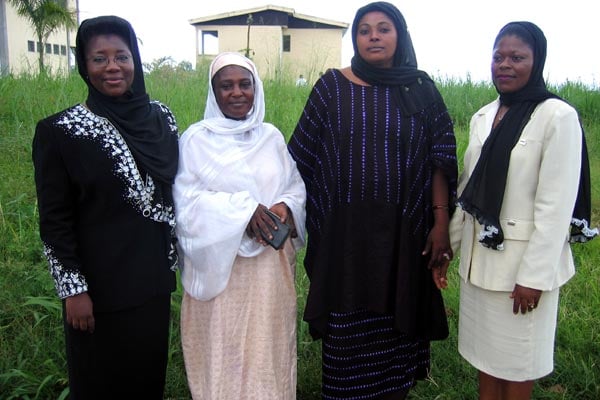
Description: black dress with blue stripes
xmin=289 ymin=69 xmax=457 ymax=398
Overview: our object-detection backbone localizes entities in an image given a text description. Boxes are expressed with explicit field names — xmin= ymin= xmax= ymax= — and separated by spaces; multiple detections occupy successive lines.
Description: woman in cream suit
xmin=443 ymin=21 xmax=597 ymax=400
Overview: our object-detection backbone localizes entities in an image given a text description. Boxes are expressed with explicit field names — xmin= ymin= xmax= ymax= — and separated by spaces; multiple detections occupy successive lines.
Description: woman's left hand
xmin=269 ymin=202 xmax=290 ymax=223
xmin=431 ymin=263 xmax=449 ymax=290
xmin=423 ymin=223 xmax=452 ymax=289
xmin=423 ymin=224 xmax=452 ymax=269
xmin=510 ymin=284 xmax=542 ymax=314
xmin=270 ymin=202 xmax=297 ymax=237
xmin=246 ymin=202 xmax=290 ymax=246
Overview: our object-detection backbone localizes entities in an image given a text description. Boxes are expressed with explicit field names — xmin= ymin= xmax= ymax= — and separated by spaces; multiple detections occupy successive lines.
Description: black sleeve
xmin=32 ymin=118 xmax=88 ymax=298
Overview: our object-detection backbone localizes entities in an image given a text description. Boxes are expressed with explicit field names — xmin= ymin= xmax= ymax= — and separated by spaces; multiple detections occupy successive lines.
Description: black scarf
xmin=349 ymin=1 xmax=443 ymax=116
xmin=75 ymin=15 xmax=178 ymax=184
xmin=458 ymin=21 xmax=597 ymax=250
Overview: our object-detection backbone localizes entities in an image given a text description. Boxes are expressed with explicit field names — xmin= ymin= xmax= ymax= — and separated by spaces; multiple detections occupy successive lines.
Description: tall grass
xmin=1 ymin=70 xmax=599 ymax=399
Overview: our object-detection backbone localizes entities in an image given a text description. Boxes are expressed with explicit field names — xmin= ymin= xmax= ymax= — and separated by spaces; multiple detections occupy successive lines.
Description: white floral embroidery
xmin=44 ymin=244 xmax=88 ymax=299
xmin=55 ymin=104 xmax=176 ymax=227
xmin=48 ymin=103 xmax=180 ymax=278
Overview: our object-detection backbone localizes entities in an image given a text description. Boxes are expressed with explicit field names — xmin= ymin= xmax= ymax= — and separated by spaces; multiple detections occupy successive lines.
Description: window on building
xmin=61 ymin=45 xmax=67 ymax=55
xmin=28 ymin=41 xmax=35 ymax=52
xmin=199 ymin=30 xmax=218 ymax=55
xmin=53 ymin=44 xmax=59 ymax=54
xmin=282 ymin=35 xmax=290 ymax=52
xmin=45 ymin=43 xmax=51 ymax=54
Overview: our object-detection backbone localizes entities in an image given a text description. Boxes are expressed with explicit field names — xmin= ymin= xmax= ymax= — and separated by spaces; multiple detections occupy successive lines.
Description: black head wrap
xmin=350 ymin=1 xmax=443 ymax=116
xmin=458 ymin=21 xmax=597 ymax=250
xmin=75 ymin=15 xmax=178 ymax=184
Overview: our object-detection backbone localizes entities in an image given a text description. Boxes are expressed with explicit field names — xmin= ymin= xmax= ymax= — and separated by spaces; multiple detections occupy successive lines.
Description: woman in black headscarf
xmin=288 ymin=2 xmax=457 ymax=398
xmin=32 ymin=15 xmax=179 ymax=399
xmin=450 ymin=21 xmax=597 ymax=399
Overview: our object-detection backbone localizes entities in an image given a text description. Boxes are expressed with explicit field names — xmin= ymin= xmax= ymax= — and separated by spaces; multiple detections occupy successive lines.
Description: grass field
xmin=1 ymin=69 xmax=599 ymax=399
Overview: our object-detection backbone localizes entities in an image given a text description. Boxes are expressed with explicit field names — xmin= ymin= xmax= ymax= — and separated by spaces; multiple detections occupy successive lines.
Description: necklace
xmin=496 ymin=107 xmax=508 ymax=121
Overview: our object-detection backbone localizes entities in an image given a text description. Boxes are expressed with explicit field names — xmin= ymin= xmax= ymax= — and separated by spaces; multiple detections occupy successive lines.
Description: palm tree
xmin=7 ymin=0 xmax=77 ymax=74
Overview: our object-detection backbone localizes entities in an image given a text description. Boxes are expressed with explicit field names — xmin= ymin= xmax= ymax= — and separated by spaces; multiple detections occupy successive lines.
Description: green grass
xmin=1 ymin=70 xmax=599 ymax=399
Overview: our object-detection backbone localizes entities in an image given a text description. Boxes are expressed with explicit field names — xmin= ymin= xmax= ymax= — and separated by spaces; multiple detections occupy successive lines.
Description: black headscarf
xmin=350 ymin=1 xmax=443 ymax=116
xmin=75 ymin=15 xmax=178 ymax=184
xmin=458 ymin=21 xmax=597 ymax=250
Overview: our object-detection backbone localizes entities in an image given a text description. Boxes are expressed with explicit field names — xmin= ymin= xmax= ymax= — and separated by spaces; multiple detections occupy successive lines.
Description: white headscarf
xmin=173 ymin=52 xmax=306 ymax=301
xmin=200 ymin=52 xmax=265 ymax=135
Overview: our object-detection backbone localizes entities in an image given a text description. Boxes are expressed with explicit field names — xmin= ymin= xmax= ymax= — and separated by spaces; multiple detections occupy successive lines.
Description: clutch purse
xmin=262 ymin=209 xmax=291 ymax=250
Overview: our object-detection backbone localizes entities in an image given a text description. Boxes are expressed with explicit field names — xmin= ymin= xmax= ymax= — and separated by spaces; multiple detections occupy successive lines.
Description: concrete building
xmin=190 ymin=5 xmax=348 ymax=82
xmin=0 ymin=0 xmax=77 ymax=76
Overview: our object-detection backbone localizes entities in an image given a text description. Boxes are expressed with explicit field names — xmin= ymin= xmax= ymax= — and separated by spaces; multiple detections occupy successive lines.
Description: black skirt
xmin=63 ymin=293 xmax=172 ymax=400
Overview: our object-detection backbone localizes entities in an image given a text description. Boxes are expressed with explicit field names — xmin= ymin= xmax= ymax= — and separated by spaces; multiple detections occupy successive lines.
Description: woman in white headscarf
xmin=173 ymin=52 xmax=306 ymax=400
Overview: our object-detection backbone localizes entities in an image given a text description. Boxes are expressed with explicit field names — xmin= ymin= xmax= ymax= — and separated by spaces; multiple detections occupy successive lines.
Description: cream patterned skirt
xmin=181 ymin=242 xmax=297 ymax=400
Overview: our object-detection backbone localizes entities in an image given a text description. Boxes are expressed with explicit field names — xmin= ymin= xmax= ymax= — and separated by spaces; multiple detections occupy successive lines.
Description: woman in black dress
xmin=288 ymin=2 xmax=457 ymax=398
xmin=32 ymin=16 xmax=179 ymax=399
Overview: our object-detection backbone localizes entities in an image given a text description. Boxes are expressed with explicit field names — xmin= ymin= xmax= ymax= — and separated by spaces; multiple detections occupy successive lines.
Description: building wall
xmin=214 ymin=25 xmax=283 ymax=80
xmin=196 ymin=23 xmax=344 ymax=82
xmin=284 ymin=28 xmax=343 ymax=83
xmin=0 ymin=0 xmax=8 ymax=74
xmin=2 ymin=0 xmax=76 ymax=76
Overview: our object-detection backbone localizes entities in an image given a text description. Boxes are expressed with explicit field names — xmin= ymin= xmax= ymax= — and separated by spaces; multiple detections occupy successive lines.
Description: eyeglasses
xmin=88 ymin=54 xmax=132 ymax=67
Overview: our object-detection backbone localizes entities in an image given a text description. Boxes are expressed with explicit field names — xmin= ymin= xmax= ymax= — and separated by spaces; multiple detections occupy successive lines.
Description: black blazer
xmin=32 ymin=103 xmax=177 ymax=312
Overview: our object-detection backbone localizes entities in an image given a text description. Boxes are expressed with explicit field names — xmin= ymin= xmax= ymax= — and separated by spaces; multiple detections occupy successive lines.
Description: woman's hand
xmin=510 ymin=284 xmax=542 ymax=314
xmin=65 ymin=292 xmax=95 ymax=333
xmin=246 ymin=204 xmax=271 ymax=246
xmin=424 ymin=223 xmax=452 ymax=290
xmin=431 ymin=262 xmax=450 ymax=290
xmin=269 ymin=202 xmax=290 ymax=223
xmin=270 ymin=202 xmax=297 ymax=237
xmin=423 ymin=222 xmax=452 ymax=265
xmin=426 ymin=168 xmax=452 ymax=288
xmin=246 ymin=203 xmax=289 ymax=246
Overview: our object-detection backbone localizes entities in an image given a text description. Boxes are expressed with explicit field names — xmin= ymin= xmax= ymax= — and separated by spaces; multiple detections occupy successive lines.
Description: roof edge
xmin=189 ymin=4 xmax=348 ymax=29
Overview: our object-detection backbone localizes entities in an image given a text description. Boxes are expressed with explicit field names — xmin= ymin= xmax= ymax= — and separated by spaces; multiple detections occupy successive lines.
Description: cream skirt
xmin=458 ymin=279 xmax=560 ymax=381
xmin=181 ymin=242 xmax=297 ymax=400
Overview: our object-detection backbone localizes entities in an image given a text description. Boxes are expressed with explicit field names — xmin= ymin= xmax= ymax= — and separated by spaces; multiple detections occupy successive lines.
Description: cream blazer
xmin=450 ymin=98 xmax=581 ymax=292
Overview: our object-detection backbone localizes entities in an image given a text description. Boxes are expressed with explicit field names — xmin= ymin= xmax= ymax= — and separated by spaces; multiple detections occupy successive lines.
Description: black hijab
xmin=458 ymin=21 xmax=597 ymax=250
xmin=350 ymin=1 xmax=443 ymax=116
xmin=75 ymin=15 xmax=178 ymax=184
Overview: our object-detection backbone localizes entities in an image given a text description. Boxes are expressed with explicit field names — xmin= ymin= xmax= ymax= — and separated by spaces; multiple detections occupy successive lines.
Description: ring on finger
xmin=442 ymin=253 xmax=451 ymax=260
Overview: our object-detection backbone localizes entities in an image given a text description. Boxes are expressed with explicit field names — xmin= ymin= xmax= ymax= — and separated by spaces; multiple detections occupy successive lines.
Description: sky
xmin=77 ymin=0 xmax=600 ymax=87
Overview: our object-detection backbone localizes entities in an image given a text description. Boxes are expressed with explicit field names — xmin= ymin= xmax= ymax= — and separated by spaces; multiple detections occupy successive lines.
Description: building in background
xmin=190 ymin=5 xmax=348 ymax=83
xmin=0 ymin=0 xmax=78 ymax=76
